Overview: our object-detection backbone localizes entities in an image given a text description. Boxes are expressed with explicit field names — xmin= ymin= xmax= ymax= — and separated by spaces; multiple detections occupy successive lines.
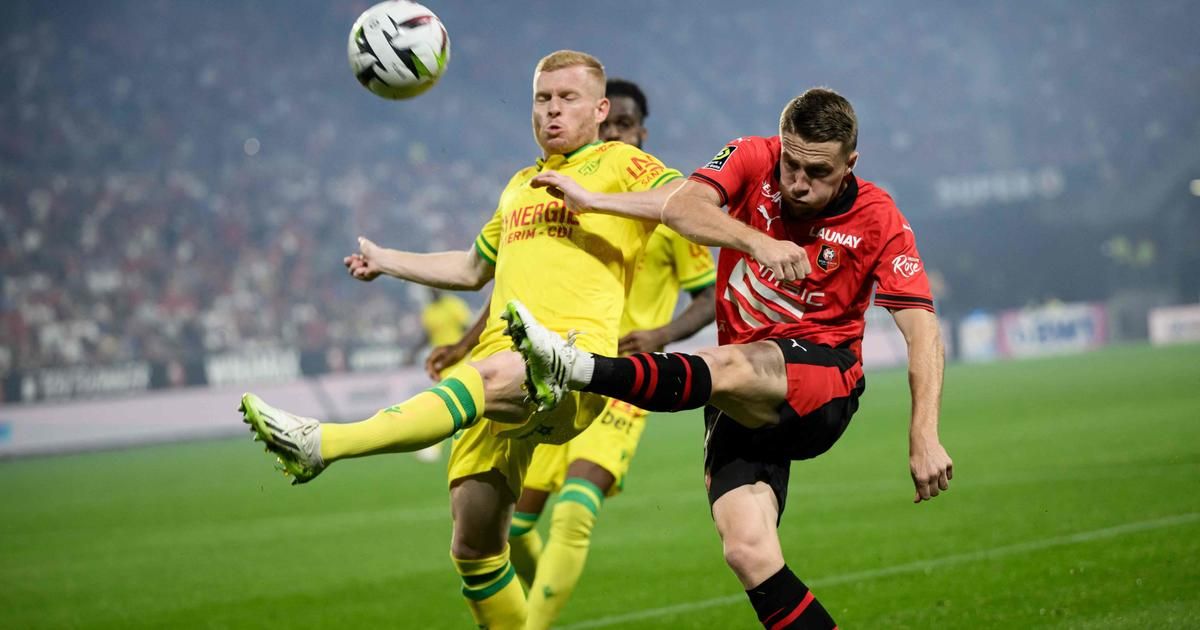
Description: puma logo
xmin=757 ymin=204 xmax=780 ymax=230
xmin=790 ymin=339 xmax=808 ymax=351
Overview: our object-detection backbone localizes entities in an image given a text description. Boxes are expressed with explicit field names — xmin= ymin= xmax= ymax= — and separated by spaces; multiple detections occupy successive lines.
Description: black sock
xmin=582 ymin=352 xmax=712 ymax=411
xmin=746 ymin=566 xmax=836 ymax=629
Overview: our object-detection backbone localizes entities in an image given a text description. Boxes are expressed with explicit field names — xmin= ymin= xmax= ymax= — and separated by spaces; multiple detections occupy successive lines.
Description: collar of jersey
xmin=820 ymin=174 xmax=859 ymax=218
xmin=536 ymin=140 xmax=603 ymax=170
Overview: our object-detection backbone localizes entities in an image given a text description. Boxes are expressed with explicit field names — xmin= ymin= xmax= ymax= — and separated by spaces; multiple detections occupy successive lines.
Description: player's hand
xmin=425 ymin=343 xmax=469 ymax=381
xmin=344 ymin=236 xmax=383 ymax=282
xmin=619 ymin=328 xmax=669 ymax=354
xmin=910 ymin=441 xmax=953 ymax=503
xmin=751 ymin=236 xmax=811 ymax=284
xmin=531 ymin=171 xmax=595 ymax=213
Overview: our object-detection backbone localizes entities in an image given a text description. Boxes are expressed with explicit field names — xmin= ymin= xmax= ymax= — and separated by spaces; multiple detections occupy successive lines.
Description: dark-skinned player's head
xmin=777 ymin=88 xmax=860 ymax=215
xmin=600 ymin=78 xmax=648 ymax=149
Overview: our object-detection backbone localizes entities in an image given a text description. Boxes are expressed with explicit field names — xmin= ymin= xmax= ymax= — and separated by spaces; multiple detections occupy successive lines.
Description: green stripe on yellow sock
xmin=453 ymin=549 xmax=526 ymax=627
xmin=462 ymin=564 xmax=508 ymax=587
xmin=558 ymin=478 xmax=605 ymax=516
xmin=509 ymin=511 xmax=540 ymax=537
xmin=428 ymin=386 xmax=464 ymax=431
xmin=441 ymin=377 xmax=479 ymax=428
xmin=462 ymin=563 xmax=516 ymax=600
xmin=526 ymin=499 xmax=599 ymax=629
xmin=562 ymin=478 xmax=605 ymax=501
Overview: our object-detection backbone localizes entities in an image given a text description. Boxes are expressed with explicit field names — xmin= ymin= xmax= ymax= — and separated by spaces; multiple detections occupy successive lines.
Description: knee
xmin=720 ymin=531 xmax=779 ymax=577
xmin=471 ymin=352 xmax=531 ymax=421
xmin=696 ymin=347 xmax=753 ymax=393
xmin=451 ymin=535 xmax=504 ymax=561
xmin=450 ymin=503 xmax=509 ymax=560
xmin=472 ymin=351 xmax=520 ymax=386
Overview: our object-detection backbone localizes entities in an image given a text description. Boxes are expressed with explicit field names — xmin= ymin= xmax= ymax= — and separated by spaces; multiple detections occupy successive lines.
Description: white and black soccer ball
xmin=348 ymin=1 xmax=450 ymax=100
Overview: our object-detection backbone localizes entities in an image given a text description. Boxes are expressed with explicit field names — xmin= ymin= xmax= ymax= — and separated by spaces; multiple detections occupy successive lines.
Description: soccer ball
xmin=348 ymin=1 xmax=450 ymax=100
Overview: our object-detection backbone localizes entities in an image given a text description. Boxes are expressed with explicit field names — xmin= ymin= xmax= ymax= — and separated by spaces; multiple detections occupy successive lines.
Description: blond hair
xmin=535 ymin=50 xmax=606 ymax=82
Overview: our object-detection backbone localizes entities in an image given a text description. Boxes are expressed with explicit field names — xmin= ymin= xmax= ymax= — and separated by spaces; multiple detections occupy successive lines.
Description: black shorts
xmin=703 ymin=338 xmax=866 ymax=520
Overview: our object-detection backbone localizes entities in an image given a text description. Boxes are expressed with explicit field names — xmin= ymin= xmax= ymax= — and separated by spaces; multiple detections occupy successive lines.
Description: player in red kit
xmin=505 ymin=88 xmax=952 ymax=629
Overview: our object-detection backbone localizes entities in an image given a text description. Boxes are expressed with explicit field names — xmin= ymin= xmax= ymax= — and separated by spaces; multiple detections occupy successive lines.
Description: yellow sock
xmin=525 ymin=479 xmax=603 ymax=630
xmin=320 ymin=365 xmax=484 ymax=463
xmin=452 ymin=545 xmax=526 ymax=630
xmin=508 ymin=511 xmax=544 ymax=588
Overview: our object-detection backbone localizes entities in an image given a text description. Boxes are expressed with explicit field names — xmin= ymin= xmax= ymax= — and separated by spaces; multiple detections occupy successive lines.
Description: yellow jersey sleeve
xmin=474 ymin=171 xmax=528 ymax=266
xmin=608 ymin=143 xmax=683 ymax=192
xmin=473 ymin=207 xmax=501 ymax=266
xmin=669 ymin=229 xmax=717 ymax=293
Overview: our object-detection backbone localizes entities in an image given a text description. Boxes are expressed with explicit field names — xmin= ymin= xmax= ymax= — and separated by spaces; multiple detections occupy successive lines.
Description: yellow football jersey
xmin=620 ymin=225 xmax=716 ymax=335
xmin=421 ymin=294 xmax=472 ymax=347
xmin=472 ymin=141 xmax=682 ymax=358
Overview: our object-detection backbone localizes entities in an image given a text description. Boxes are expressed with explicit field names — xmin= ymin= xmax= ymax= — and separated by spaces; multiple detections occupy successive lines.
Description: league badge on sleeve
xmin=702 ymin=145 xmax=737 ymax=171
xmin=817 ymin=244 xmax=840 ymax=272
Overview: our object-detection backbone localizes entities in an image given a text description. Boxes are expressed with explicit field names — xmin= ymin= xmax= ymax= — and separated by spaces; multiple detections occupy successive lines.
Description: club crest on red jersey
xmin=702 ymin=145 xmax=737 ymax=171
xmin=817 ymin=244 xmax=840 ymax=272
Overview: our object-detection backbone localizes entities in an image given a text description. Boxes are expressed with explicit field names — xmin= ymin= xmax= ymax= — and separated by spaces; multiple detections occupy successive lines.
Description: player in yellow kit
xmin=426 ymin=79 xmax=716 ymax=629
xmin=238 ymin=52 xmax=682 ymax=629
xmin=412 ymin=289 xmax=473 ymax=462
xmin=418 ymin=289 xmax=473 ymax=355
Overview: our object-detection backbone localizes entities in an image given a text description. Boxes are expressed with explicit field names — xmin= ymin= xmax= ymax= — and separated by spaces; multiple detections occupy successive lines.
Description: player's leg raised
xmin=504 ymin=300 xmax=790 ymax=426
xmin=242 ymin=352 xmax=533 ymax=483
xmin=319 ymin=362 xmax=490 ymax=461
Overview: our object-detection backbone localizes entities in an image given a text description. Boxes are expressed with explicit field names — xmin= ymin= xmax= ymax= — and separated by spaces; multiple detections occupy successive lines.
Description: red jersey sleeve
xmin=871 ymin=208 xmax=936 ymax=312
xmin=688 ymin=137 xmax=761 ymax=207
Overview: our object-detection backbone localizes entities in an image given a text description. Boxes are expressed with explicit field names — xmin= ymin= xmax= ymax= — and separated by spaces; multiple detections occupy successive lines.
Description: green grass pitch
xmin=2 ymin=343 xmax=1198 ymax=628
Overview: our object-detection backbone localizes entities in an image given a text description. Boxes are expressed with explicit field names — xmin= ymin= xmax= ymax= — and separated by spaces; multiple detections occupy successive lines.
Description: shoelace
xmin=554 ymin=330 xmax=581 ymax=385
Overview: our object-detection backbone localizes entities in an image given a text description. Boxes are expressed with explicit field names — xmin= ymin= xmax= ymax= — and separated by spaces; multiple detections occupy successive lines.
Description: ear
xmin=845 ymin=150 xmax=859 ymax=173
xmin=595 ymin=97 xmax=610 ymax=123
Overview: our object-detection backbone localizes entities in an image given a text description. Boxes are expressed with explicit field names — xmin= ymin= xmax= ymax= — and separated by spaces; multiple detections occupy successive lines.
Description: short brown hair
xmin=535 ymin=50 xmax=606 ymax=82
xmin=779 ymin=88 xmax=857 ymax=154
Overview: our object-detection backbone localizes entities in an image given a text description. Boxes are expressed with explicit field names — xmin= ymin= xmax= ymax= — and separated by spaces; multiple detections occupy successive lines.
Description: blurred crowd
xmin=0 ymin=2 xmax=504 ymax=374
xmin=1 ymin=0 xmax=1196 ymax=375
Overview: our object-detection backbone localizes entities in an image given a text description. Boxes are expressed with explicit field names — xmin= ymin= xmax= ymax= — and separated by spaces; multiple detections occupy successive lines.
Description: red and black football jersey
xmin=689 ymin=136 xmax=934 ymax=359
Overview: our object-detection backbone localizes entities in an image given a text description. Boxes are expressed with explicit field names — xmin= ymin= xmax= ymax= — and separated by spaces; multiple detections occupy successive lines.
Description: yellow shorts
xmin=447 ymin=390 xmax=608 ymax=498
xmin=524 ymin=399 xmax=649 ymax=498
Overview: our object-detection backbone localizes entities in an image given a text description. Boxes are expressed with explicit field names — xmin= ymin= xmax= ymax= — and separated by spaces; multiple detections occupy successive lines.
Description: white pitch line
xmin=558 ymin=512 xmax=1200 ymax=629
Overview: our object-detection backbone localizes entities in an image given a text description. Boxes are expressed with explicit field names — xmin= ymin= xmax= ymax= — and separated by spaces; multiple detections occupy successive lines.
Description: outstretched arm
xmin=532 ymin=174 xmax=810 ymax=283
xmin=344 ymin=237 xmax=494 ymax=291
xmin=531 ymin=171 xmax=682 ymax=221
xmin=891 ymin=307 xmax=953 ymax=503
xmin=619 ymin=285 xmax=716 ymax=354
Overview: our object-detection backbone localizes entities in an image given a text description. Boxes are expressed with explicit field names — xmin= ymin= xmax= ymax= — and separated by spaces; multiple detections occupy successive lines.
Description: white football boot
xmin=501 ymin=300 xmax=592 ymax=412
xmin=240 ymin=393 xmax=325 ymax=484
